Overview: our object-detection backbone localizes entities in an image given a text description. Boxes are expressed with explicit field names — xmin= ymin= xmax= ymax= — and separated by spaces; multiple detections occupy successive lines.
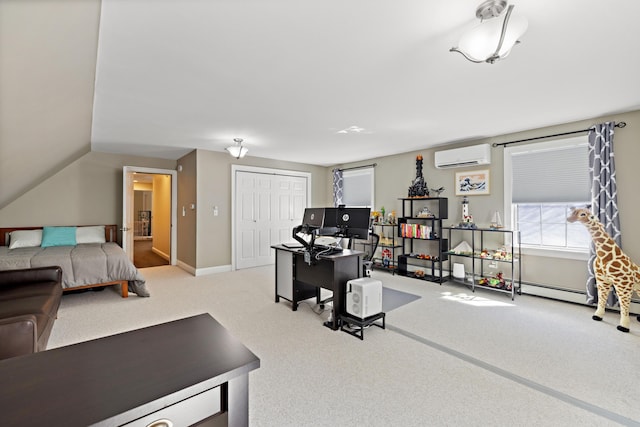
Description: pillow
xmin=8 ymin=229 xmax=43 ymax=249
xmin=76 ymin=225 xmax=106 ymax=244
xmin=41 ymin=226 xmax=77 ymax=248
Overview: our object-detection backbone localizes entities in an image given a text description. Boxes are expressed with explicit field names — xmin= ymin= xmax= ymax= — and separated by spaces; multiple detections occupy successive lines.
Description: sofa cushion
xmin=0 ymin=293 xmax=60 ymax=328
xmin=0 ymin=281 xmax=62 ymax=302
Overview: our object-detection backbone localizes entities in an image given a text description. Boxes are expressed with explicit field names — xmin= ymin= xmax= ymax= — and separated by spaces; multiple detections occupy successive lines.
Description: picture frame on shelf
xmin=455 ymin=169 xmax=490 ymax=196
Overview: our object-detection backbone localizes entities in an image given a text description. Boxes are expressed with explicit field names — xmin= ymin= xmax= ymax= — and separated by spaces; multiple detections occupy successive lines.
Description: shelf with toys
xmin=397 ymin=197 xmax=449 ymax=283
xmin=373 ymin=223 xmax=402 ymax=273
xmin=442 ymin=225 xmax=521 ymax=300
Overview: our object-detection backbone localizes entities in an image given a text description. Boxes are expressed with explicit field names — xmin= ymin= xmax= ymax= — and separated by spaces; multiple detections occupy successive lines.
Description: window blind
xmin=511 ymin=143 xmax=590 ymax=203
xmin=342 ymin=168 xmax=374 ymax=207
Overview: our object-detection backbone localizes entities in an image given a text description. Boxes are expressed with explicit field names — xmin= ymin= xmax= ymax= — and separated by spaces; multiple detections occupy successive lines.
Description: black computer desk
xmin=272 ymin=244 xmax=363 ymax=330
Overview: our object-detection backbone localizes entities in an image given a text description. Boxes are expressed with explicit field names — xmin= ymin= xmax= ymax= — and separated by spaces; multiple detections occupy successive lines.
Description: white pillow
xmin=76 ymin=226 xmax=106 ymax=244
xmin=9 ymin=229 xmax=43 ymax=249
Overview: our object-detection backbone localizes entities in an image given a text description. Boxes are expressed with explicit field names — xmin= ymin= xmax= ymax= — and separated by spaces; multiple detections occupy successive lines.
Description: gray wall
xmin=0 ymin=151 xmax=176 ymax=243
xmin=332 ymin=109 xmax=640 ymax=292
xmin=2 ymin=108 xmax=638 ymax=289
xmin=177 ymin=149 xmax=329 ymax=270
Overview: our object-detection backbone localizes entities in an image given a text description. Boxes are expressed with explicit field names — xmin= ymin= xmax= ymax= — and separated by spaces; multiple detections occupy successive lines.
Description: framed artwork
xmin=455 ymin=170 xmax=490 ymax=196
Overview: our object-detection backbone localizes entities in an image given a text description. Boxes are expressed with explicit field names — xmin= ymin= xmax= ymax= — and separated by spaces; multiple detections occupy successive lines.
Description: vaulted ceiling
xmin=2 ymin=0 xmax=640 ymax=209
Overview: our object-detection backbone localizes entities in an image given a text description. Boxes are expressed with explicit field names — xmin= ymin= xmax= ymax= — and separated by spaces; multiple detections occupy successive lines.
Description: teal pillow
xmin=41 ymin=226 xmax=77 ymax=247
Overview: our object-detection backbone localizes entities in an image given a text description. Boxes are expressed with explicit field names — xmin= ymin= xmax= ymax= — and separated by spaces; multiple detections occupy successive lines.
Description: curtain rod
xmin=333 ymin=163 xmax=377 ymax=172
xmin=492 ymin=122 xmax=627 ymax=148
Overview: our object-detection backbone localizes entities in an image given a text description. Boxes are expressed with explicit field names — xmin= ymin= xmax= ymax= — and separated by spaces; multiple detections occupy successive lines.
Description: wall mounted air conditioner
xmin=434 ymin=144 xmax=491 ymax=169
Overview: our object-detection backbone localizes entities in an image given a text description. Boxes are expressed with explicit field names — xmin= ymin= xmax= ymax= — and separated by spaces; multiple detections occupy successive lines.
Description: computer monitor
xmin=333 ymin=207 xmax=371 ymax=239
xmin=301 ymin=207 xmax=325 ymax=228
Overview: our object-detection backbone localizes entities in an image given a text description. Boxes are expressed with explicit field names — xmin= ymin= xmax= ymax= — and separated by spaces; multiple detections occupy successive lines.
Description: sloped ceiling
xmin=2 ymin=0 xmax=640 ymax=210
xmin=0 ymin=0 xmax=101 ymax=210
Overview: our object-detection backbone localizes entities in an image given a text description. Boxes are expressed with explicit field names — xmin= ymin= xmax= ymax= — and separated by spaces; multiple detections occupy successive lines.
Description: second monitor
xmin=323 ymin=207 xmax=371 ymax=240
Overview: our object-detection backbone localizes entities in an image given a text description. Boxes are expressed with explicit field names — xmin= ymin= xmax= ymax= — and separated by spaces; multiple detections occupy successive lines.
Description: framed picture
xmin=455 ymin=170 xmax=490 ymax=196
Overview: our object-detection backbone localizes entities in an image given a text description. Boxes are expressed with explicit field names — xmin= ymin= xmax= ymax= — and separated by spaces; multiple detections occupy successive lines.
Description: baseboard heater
xmin=521 ymin=282 xmax=640 ymax=315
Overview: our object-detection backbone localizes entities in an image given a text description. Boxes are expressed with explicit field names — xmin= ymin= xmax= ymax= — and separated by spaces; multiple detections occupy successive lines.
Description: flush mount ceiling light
xmin=226 ymin=138 xmax=248 ymax=159
xmin=450 ymin=0 xmax=528 ymax=64
xmin=336 ymin=125 xmax=367 ymax=134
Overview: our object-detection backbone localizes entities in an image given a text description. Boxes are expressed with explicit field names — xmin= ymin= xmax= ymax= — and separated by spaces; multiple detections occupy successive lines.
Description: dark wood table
xmin=0 ymin=313 xmax=260 ymax=426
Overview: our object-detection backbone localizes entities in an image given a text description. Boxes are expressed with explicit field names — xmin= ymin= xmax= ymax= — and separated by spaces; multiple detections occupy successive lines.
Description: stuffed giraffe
xmin=567 ymin=207 xmax=640 ymax=332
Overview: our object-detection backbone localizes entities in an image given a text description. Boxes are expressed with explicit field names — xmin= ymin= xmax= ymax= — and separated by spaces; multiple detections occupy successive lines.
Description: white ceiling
xmin=90 ymin=0 xmax=640 ymax=166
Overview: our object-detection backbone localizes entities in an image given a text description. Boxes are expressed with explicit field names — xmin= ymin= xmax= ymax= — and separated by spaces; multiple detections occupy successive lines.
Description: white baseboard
xmin=194 ymin=265 xmax=232 ymax=276
xmin=151 ymin=247 xmax=170 ymax=261
xmin=176 ymin=260 xmax=195 ymax=275
xmin=175 ymin=260 xmax=232 ymax=276
xmin=521 ymin=283 xmax=640 ymax=315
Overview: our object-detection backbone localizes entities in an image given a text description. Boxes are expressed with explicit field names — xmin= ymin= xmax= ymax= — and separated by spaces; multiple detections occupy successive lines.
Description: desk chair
xmin=349 ymin=233 xmax=380 ymax=277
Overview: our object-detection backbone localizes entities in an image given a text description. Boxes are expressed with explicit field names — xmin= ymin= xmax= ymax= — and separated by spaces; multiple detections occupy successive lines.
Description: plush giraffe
xmin=567 ymin=207 xmax=640 ymax=332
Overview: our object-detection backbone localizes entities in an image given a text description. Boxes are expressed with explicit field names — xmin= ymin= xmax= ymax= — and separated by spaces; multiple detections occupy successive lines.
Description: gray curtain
xmin=332 ymin=169 xmax=343 ymax=207
xmin=586 ymin=121 xmax=621 ymax=306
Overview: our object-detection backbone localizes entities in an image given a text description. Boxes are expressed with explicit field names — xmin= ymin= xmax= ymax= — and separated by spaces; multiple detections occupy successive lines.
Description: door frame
xmin=123 ymin=166 xmax=178 ymax=265
xmin=231 ymin=165 xmax=311 ymax=271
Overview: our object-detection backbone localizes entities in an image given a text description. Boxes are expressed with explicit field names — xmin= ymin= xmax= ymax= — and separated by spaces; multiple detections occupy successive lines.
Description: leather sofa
xmin=0 ymin=266 xmax=63 ymax=360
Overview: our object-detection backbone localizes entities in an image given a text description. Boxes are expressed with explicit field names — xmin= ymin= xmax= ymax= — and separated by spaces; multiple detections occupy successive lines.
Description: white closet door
xmin=235 ymin=171 xmax=307 ymax=270
xmin=273 ymin=175 xmax=306 ymax=244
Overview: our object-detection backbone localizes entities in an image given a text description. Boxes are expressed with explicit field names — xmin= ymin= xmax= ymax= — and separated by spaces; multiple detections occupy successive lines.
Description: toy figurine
xmin=408 ymin=155 xmax=429 ymax=197
xmin=458 ymin=196 xmax=476 ymax=228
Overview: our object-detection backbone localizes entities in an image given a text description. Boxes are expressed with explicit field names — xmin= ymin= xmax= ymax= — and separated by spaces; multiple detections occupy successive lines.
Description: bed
xmin=0 ymin=225 xmax=148 ymax=298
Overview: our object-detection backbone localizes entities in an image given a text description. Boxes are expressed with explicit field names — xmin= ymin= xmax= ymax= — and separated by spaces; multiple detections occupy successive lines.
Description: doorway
xmin=122 ymin=166 xmax=178 ymax=267
xmin=132 ymin=174 xmax=170 ymax=268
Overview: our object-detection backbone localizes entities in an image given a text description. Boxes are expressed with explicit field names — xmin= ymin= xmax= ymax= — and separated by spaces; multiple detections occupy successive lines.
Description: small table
xmin=0 ymin=314 xmax=260 ymax=426
xmin=339 ymin=312 xmax=386 ymax=340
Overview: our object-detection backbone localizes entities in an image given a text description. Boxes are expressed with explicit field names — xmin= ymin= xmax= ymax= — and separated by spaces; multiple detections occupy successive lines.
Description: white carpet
xmin=47 ymin=265 xmax=640 ymax=426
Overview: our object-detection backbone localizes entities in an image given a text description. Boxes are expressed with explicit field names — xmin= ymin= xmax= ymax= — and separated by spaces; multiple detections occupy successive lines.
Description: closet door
xmin=273 ymin=174 xmax=306 ymax=244
xmin=235 ymin=171 xmax=307 ymax=269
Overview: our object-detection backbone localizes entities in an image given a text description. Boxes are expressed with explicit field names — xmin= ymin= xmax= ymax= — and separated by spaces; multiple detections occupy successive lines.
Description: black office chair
xmin=349 ymin=233 xmax=380 ymax=277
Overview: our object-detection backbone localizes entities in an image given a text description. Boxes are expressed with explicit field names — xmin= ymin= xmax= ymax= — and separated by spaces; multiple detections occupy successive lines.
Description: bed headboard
xmin=0 ymin=225 xmax=119 ymax=247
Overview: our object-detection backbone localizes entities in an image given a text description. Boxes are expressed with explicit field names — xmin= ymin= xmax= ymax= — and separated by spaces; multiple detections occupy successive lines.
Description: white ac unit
xmin=434 ymin=144 xmax=491 ymax=169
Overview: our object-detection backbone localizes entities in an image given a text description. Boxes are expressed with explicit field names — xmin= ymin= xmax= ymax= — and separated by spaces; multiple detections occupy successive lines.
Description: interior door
xmin=236 ymin=172 xmax=273 ymax=269
xmin=122 ymin=167 xmax=135 ymax=262
xmin=273 ymin=175 xmax=306 ymax=243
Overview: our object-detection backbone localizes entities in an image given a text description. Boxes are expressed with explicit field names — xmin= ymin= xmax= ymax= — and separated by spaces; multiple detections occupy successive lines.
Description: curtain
xmin=332 ymin=169 xmax=343 ymax=207
xmin=586 ymin=121 xmax=621 ymax=306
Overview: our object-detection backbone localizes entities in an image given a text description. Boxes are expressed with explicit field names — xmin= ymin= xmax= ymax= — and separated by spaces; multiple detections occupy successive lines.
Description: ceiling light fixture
xmin=337 ymin=125 xmax=367 ymax=134
xmin=226 ymin=138 xmax=248 ymax=159
xmin=450 ymin=0 xmax=528 ymax=64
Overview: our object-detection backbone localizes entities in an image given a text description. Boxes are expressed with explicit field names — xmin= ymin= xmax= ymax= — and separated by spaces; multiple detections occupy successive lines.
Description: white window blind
xmin=511 ymin=142 xmax=589 ymax=203
xmin=342 ymin=167 xmax=374 ymax=207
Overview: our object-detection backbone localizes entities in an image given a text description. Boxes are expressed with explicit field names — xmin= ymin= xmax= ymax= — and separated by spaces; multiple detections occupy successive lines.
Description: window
xmin=341 ymin=167 xmax=374 ymax=208
xmin=515 ymin=203 xmax=591 ymax=249
xmin=504 ymin=137 xmax=591 ymax=258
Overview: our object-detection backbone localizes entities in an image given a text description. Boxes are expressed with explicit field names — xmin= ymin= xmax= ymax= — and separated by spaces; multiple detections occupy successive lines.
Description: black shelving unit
xmin=397 ymin=197 xmax=448 ymax=283
xmin=443 ymin=227 xmax=521 ymax=300
xmin=371 ymin=222 xmax=401 ymax=274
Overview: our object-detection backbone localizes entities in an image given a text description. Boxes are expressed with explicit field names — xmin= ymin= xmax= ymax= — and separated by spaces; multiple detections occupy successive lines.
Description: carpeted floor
xmin=47 ymin=265 xmax=640 ymax=426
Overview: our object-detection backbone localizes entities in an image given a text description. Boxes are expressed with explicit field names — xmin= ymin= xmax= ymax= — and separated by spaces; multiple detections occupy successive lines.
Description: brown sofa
xmin=0 ymin=266 xmax=63 ymax=360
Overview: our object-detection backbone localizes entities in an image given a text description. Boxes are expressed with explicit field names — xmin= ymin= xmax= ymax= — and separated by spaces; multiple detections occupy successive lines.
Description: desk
xmin=0 ymin=314 xmax=260 ymax=427
xmin=272 ymin=244 xmax=363 ymax=330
